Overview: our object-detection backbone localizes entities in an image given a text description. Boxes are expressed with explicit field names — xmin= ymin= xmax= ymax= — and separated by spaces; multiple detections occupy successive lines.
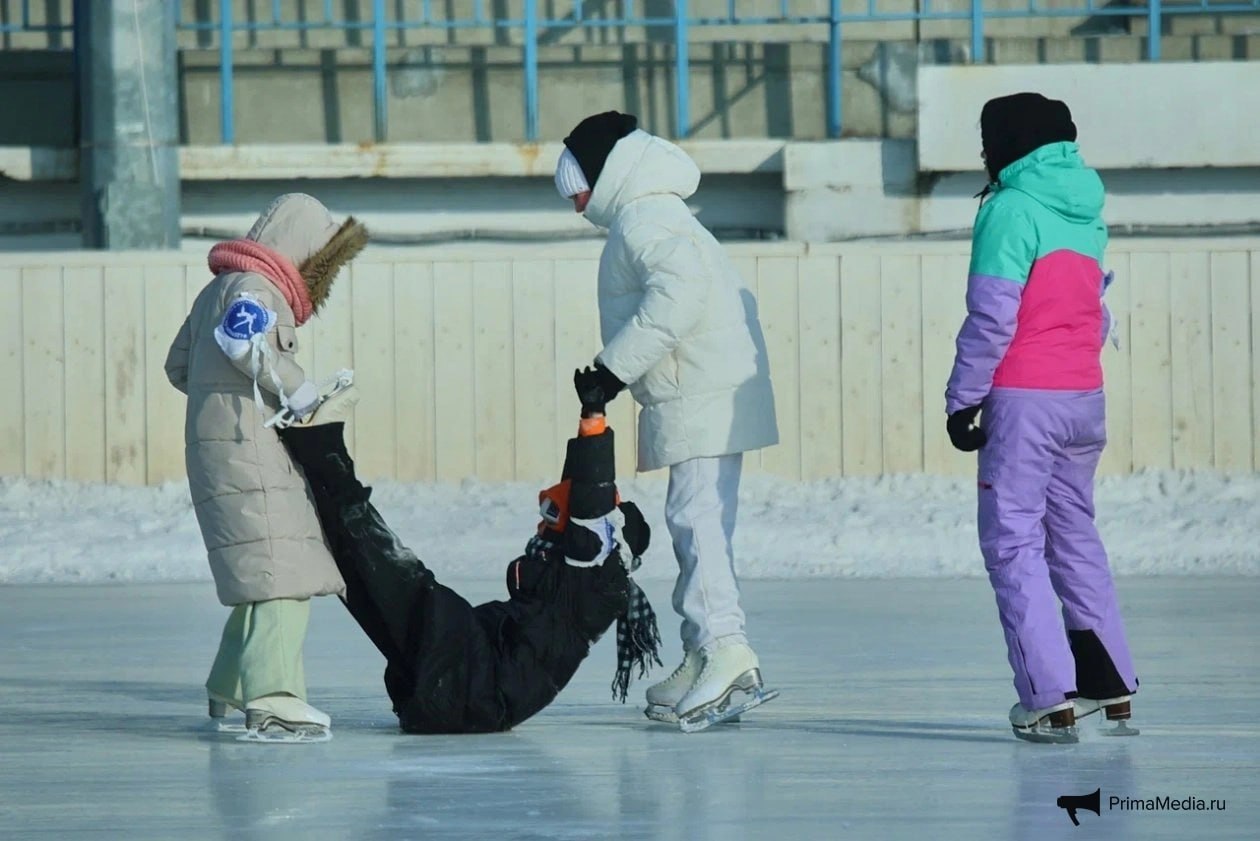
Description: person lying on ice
xmin=265 ymin=386 xmax=661 ymax=736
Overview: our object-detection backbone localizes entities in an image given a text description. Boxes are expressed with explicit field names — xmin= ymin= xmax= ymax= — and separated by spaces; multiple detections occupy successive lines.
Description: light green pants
xmin=205 ymin=599 xmax=310 ymax=708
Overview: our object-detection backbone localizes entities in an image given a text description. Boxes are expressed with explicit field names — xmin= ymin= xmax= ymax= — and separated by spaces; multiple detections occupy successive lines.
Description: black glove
xmin=573 ymin=362 xmax=625 ymax=415
xmin=947 ymin=405 xmax=987 ymax=452
xmin=617 ymin=501 xmax=650 ymax=560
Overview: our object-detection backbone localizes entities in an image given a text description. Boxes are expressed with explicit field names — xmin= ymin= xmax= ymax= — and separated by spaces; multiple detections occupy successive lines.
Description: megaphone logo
xmin=1056 ymin=788 xmax=1102 ymax=826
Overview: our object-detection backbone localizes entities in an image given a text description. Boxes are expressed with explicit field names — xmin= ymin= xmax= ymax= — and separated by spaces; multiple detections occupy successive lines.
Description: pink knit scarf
xmin=208 ymin=239 xmax=313 ymax=326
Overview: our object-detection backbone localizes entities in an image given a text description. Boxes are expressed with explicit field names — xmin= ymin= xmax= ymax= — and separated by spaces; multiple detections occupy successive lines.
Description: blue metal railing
xmin=0 ymin=0 xmax=68 ymax=43
xmin=0 ymin=0 xmax=62 ymax=31
xmin=8 ymin=1 xmax=1259 ymax=143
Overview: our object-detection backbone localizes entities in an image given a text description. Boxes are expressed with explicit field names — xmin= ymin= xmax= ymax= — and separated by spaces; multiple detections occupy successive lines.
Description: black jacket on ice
xmin=280 ymin=420 xmax=644 ymax=734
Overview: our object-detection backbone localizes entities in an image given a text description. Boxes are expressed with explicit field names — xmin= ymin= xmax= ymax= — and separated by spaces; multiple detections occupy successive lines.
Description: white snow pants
xmin=666 ymin=453 xmax=746 ymax=652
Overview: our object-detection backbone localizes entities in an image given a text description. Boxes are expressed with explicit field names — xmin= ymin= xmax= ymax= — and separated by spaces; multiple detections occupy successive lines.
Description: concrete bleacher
xmin=5 ymin=1 xmax=1258 ymax=47
xmin=1 ymin=0 xmax=1257 ymax=145
xmin=2 ymin=2 xmax=1258 ymax=249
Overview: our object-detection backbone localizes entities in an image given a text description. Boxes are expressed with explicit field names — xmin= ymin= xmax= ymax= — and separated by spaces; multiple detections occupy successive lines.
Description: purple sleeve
xmin=945 ymin=274 xmax=1022 ymax=414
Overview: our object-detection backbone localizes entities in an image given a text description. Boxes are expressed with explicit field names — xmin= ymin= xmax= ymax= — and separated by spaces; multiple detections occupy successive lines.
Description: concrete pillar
xmin=76 ymin=0 xmax=181 ymax=249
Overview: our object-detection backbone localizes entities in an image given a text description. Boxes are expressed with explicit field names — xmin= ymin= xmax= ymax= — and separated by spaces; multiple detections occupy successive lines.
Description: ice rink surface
xmin=1 ymin=577 xmax=1255 ymax=840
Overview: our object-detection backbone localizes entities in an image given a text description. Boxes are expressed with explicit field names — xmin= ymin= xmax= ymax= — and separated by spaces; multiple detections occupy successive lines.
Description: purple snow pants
xmin=978 ymin=387 xmax=1138 ymax=711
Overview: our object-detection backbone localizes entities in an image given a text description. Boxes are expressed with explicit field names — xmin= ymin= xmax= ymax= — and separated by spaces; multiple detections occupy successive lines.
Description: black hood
xmin=981 ymin=92 xmax=1077 ymax=183
xmin=562 ymin=111 xmax=639 ymax=189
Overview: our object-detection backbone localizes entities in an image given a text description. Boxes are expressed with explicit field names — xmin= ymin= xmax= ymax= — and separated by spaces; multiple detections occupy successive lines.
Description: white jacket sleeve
xmin=597 ymin=224 xmax=710 ymax=385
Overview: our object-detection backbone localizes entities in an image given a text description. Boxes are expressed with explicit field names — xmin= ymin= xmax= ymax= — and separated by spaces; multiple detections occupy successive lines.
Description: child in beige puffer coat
xmin=165 ymin=193 xmax=367 ymax=740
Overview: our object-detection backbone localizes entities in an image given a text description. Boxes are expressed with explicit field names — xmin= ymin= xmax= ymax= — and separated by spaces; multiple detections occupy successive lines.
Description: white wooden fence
xmin=2 ymin=239 xmax=1257 ymax=485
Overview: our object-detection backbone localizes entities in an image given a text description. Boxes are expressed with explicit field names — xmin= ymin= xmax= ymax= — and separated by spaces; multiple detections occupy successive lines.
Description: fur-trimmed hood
xmin=300 ymin=216 xmax=369 ymax=312
xmin=245 ymin=193 xmax=369 ymax=312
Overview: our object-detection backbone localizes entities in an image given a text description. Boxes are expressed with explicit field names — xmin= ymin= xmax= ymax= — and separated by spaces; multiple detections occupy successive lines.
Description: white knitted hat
xmin=554 ymin=148 xmax=591 ymax=198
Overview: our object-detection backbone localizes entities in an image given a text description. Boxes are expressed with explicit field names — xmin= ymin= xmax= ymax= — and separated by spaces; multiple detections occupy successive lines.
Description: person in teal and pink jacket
xmin=945 ymin=93 xmax=1139 ymax=744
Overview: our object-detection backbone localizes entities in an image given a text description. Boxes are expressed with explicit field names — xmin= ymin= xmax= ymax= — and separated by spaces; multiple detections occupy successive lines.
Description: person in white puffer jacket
xmin=555 ymin=112 xmax=780 ymax=732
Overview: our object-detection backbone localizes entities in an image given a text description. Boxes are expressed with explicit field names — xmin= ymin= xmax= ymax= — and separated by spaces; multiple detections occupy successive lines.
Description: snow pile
xmin=1 ymin=471 xmax=1257 ymax=585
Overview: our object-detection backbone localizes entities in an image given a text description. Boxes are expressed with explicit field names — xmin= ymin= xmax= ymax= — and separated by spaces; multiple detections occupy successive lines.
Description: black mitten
xmin=947 ymin=405 xmax=987 ymax=452
xmin=617 ymin=501 xmax=650 ymax=560
xmin=573 ymin=362 xmax=626 ymax=415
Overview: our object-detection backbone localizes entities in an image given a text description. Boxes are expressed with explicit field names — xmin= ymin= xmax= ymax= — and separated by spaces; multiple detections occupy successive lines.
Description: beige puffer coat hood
xmin=165 ymin=193 xmax=368 ymax=605
xmin=585 ymin=131 xmax=779 ymax=471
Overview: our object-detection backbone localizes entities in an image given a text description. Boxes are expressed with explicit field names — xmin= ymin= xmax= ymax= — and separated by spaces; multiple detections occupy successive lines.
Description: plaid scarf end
xmin=611 ymin=580 xmax=663 ymax=703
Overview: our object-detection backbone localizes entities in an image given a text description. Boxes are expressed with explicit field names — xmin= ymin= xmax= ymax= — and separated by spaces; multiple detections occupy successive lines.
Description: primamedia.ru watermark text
xmin=1110 ymin=795 xmax=1226 ymax=812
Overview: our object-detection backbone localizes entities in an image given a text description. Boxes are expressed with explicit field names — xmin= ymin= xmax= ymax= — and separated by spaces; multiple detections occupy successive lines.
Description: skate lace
xmin=664 ymin=653 xmax=696 ymax=686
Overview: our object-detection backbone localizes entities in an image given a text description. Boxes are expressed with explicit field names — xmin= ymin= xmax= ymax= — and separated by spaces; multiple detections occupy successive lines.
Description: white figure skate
xmin=265 ymin=369 xmax=356 ymax=429
xmin=675 ymin=639 xmax=778 ymax=733
xmin=1074 ymin=695 xmax=1139 ymax=736
xmin=1009 ymin=700 xmax=1079 ymax=744
xmin=644 ymin=650 xmax=703 ymax=724
xmin=207 ymin=692 xmax=247 ymax=734
xmin=239 ymin=695 xmax=332 ymax=744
